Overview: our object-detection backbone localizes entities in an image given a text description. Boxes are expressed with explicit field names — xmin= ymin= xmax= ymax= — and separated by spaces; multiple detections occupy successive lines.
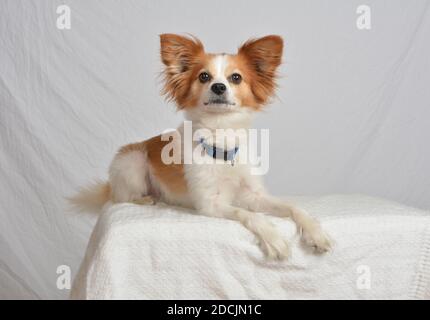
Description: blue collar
xmin=199 ymin=138 xmax=239 ymax=163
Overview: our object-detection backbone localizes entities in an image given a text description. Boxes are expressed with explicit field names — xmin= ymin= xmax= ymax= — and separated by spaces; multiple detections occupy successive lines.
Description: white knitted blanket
xmin=71 ymin=195 xmax=430 ymax=299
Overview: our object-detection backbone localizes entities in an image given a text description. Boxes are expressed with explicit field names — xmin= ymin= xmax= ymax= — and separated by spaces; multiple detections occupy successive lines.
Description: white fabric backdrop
xmin=0 ymin=0 xmax=429 ymax=299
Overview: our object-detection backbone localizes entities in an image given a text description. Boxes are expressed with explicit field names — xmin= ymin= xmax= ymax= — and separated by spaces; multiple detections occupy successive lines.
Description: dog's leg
xmin=254 ymin=195 xmax=331 ymax=253
xmin=196 ymin=200 xmax=289 ymax=259
xmin=235 ymin=181 xmax=331 ymax=253
xmin=109 ymin=149 xmax=153 ymax=204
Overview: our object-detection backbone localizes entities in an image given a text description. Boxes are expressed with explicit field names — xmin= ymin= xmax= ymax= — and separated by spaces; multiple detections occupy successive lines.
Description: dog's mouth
xmin=204 ymin=99 xmax=236 ymax=106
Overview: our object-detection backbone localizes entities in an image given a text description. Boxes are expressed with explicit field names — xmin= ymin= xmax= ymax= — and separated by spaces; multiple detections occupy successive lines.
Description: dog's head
xmin=160 ymin=34 xmax=283 ymax=113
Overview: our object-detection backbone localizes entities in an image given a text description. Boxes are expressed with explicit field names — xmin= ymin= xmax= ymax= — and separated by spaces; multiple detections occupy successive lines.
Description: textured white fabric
xmin=71 ymin=195 xmax=430 ymax=299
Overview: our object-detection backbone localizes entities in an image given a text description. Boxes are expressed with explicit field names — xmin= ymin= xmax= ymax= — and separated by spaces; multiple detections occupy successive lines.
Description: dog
xmin=71 ymin=34 xmax=331 ymax=259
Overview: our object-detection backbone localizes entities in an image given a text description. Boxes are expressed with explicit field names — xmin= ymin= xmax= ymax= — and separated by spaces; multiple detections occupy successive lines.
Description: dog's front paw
xmin=258 ymin=228 xmax=290 ymax=260
xmin=260 ymin=236 xmax=290 ymax=260
xmin=301 ymin=224 xmax=332 ymax=253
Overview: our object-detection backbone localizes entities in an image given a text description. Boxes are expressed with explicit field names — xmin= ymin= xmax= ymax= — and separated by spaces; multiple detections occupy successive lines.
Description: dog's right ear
xmin=159 ymin=34 xmax=204 ymax=74
xmin=159 ymin=34 xmax=204 ymax=107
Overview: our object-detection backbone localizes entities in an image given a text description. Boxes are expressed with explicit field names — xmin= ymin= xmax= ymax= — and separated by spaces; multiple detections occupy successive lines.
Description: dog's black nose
xmin=211 ymin=83 xmax=226 ymax=95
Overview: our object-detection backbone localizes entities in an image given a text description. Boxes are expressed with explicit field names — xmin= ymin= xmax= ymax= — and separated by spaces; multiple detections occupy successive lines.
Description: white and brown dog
xmin=71 ymin=34 xmax=331 ymax=259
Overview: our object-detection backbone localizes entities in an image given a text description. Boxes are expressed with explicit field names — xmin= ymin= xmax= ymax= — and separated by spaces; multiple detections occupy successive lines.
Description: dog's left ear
xmin=238 ymin=35 xmax=283 ymax=74
xmin=238 ymin=35 xmax=283 ymax=104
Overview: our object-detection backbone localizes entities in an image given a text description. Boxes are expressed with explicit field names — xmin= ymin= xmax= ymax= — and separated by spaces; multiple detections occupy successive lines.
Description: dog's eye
xmin=230 ymin=73 xmax=242 ymax=84
xmin=199 ymin=72 xmax=210 ymax=83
